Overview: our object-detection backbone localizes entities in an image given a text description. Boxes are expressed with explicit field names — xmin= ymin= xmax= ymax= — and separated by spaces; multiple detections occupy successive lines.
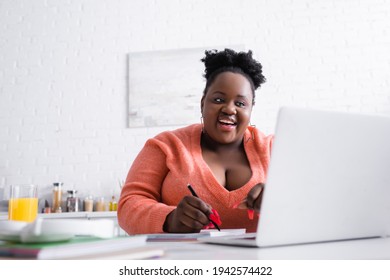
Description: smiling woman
xmin=118 ymin=48 xmax=273 ymax=235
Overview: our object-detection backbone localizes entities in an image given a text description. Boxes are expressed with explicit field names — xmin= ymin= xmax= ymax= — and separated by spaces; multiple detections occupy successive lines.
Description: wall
xmin=1 ymin=0 xmax=390 ymax=199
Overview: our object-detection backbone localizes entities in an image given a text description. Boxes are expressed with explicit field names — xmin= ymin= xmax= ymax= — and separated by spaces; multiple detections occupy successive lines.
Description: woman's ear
xmin=200 ymin=95 xmax=205 ymax=114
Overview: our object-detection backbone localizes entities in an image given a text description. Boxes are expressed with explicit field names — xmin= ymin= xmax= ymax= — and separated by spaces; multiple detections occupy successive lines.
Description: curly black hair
xmin=201 ymin=48 xmax=266 ymax=104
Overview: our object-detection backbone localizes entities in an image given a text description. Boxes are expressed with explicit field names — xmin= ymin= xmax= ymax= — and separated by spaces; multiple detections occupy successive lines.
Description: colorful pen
xmin=187 ymin=184 xmax=221 ymax=231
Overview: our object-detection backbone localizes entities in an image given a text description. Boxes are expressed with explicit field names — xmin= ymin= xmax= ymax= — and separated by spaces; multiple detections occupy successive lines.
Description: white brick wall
xmin=1 ymin=0 xmax=390 ymax=199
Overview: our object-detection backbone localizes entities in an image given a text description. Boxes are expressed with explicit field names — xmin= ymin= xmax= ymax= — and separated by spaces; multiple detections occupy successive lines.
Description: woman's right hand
xmin=163 ymin=196 xmax=213 ymax=233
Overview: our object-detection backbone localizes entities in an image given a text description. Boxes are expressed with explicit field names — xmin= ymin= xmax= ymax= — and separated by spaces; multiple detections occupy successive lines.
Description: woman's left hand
xmin=235 ymin=183 xmax=264 ymax=213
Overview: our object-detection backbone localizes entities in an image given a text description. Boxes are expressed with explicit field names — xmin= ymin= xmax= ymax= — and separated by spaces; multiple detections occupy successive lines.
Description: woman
xmin=118 ymin=48 xmax=273 ymax=234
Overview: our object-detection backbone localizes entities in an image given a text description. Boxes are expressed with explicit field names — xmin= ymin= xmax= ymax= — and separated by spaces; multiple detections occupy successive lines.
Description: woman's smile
xmin=217 ymin=116 xmax=237 ymax=132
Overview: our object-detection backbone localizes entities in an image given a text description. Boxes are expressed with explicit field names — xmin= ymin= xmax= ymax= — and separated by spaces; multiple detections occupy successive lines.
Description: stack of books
xmin=0 ymin=235 xmax=164 ymax=260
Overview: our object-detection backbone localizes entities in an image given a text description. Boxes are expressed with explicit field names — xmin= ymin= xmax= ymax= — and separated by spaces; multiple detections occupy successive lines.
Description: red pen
xmin=187 ymin=184 xmax=221 ymax=231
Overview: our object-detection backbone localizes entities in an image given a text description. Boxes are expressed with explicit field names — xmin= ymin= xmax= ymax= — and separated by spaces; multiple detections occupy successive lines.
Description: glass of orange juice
xmin=8 ymin=184 xmax=38 ymax=222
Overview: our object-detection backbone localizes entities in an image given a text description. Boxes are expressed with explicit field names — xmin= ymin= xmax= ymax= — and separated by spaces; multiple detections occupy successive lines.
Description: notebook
xmin=146 ymin=228 xmax=246 ymax=241
xmin=201 ymin=107 xmax=390 ymax=247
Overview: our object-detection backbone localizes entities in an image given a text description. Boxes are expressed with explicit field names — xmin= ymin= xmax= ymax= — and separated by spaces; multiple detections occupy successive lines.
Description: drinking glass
xmin=8 ymin=184 xmax=38 ymax=222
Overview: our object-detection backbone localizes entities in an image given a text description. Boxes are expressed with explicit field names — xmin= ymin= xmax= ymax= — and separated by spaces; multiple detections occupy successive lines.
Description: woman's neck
xmin=200 ymin=131 xmax=243 ymax=153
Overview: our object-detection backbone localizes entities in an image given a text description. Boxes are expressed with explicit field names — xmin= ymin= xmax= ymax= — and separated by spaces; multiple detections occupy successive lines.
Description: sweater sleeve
xmin=117 ymin=138 xmax=176 ymax=234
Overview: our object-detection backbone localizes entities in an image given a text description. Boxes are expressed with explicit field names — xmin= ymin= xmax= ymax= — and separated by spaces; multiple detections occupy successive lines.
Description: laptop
xmin=201 ymin=106 xmax=390 ymax=247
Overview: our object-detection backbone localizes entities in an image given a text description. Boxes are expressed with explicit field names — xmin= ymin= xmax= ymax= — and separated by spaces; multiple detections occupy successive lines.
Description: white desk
xmin=144 ymin=237 xmax=390 ymax=259
xmin=1 ymin=210 xmax=389 ymax=260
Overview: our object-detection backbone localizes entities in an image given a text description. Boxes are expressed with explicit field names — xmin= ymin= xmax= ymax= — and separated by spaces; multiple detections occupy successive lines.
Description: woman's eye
xmin=236 ymin=101 xmax=246 ymax=107
xmin=214 ymin=98 xmax=224 ymax=103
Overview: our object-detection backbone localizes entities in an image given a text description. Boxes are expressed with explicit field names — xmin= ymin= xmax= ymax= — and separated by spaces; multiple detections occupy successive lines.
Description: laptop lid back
xmin=256 ymin=107 xmax=390 ymax=247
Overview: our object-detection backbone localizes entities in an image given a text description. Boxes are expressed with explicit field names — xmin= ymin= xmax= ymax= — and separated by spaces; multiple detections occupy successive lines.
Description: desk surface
xmin=145 ymin=237 xmax=390 ymax=260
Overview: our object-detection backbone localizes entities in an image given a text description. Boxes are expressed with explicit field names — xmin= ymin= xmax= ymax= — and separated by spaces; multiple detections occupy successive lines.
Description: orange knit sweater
xmin=118 ymin=124 xmax=273 ymax=234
